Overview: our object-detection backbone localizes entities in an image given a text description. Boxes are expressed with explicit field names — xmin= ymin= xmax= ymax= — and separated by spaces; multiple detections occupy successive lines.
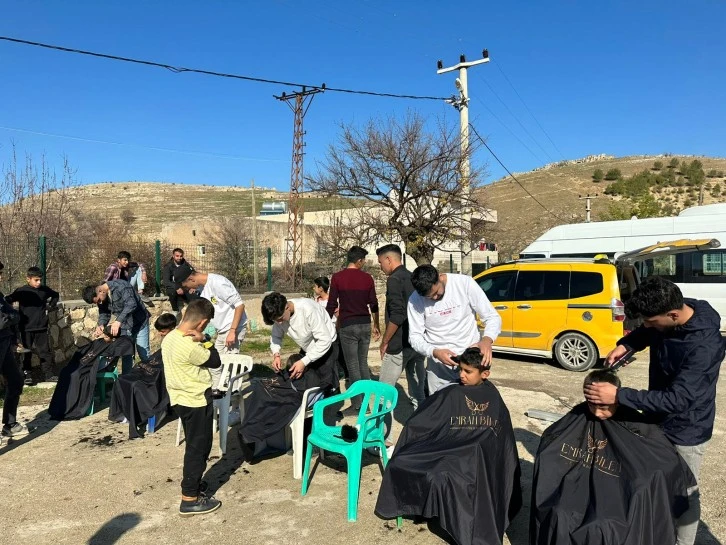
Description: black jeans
xmin=165 ymin=288 xmax=200 ymax=312
xmin=175 ymin=400 xmax=214 ymax=497
xmin=0 ymin=337 xmax=23 ymax=427
xmin=21 ymin=330 xmax=53 ymax=374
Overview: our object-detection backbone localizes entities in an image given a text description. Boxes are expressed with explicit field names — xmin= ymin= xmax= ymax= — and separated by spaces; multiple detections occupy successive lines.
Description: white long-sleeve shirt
xmin=407 ymin=273 xmax=502 ymax=360
xmin=270 ymin=298 xmax=337 ymax=366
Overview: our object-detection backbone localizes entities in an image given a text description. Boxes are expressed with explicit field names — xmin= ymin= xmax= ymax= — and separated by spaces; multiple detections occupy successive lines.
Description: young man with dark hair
xmin=0 ymin=260 xmax=26 ymax=437
xmin=82 ymin=279 xmax=150 ymax=374
xmin=162 ymin=298 xmax=222 ymax=516
xmin=408 ymin=264 xmax=502 ymax=394
xmin=176 ymin=269 xmax=247 ymax=393
xmin=6 ymin=266 xmax=59 ymax=384
xmin=104 ymin=251 xmax=131 ymax=282
xmin=326 ymin=246 xmax=380 ymax=407
xmin=162 ymin=248 xmax=198 ymax=315
xmin=376 ymin=244 xmax=425 ymax=410
xmin=584 ymin=276 xmax=724 ymax=545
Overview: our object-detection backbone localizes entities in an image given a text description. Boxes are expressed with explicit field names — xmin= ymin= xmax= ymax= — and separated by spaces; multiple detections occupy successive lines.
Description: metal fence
xmin=0 ymin=237 xmax=346 ymax=300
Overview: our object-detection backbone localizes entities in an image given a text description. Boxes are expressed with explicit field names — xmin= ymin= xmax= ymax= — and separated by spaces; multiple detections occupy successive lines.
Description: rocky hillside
xmin=479 ymin=155 xmax=726 ymax=259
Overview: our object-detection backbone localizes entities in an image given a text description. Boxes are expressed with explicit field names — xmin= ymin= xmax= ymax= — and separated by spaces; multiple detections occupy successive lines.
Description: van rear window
xmin=570 ymin=272 xmax=604 ymax=298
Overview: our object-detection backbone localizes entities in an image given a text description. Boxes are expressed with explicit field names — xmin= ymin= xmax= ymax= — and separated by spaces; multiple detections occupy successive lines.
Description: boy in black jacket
xmin=6 ymin=266 xmax=59 ymax=385
xmin=0 ymin=260 xmax=26 ymax=437
xmin=584 ymin=276 xmax=725 ymax=545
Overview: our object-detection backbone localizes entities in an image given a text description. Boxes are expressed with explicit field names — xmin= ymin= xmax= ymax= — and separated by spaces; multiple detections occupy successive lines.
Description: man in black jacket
xmin=0 ymin=260 xmax=26 ymax=437
xmin=376 ymin=244 xmax=425 ymax=410
xmin=6 ymin=266 xmax=59 ymax=384
xmin=585 ymin=276 xmax=725 ymax=545
xmin=162 ymin=248 xmax=198 ymax=315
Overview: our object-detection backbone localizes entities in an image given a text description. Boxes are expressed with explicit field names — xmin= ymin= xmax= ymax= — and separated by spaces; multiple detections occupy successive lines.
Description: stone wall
xmin=31 ymin=294 xmax=272 ymax=374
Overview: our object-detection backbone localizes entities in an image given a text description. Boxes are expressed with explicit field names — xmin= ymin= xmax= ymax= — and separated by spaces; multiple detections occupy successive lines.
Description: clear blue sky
xmin=1 ymin=1 xmax=725 ymax=190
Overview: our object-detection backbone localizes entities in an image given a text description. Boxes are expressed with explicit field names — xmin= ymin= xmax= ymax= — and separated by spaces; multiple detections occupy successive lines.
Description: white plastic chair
xmin=286 ymin=386 xmax=325 ymax=479
xmin=175 ymin=354 xmax=254 ymax=456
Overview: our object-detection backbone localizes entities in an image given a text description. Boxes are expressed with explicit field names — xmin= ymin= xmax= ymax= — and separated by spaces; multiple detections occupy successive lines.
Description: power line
xmin=0 ymin=125 xmax=285 ymax=162
xmin=493 ymin=60 xmax=567 ymax=161
xmin=472 ymin=95 xmax=546 ymax=165
xmin=473 ymin=71 xmax=556 ymax=163
xmin=0 ymin=35 xmax=448 ymax=102
xmin=468 ymin=122 xmax=565 ymax=221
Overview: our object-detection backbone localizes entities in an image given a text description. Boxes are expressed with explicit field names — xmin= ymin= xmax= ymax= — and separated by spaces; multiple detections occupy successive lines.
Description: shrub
xmin=668 ymin=157 xmax=680 ymax=169
xmin=683 ymin=198 xmax=694 ymax=207
xmin=592 ymin=168 xmax=604 ymax=182
xmin=604 ymin=168 xmax=622 ymax=181
xmin=652 ymin=160 xmax=663 ymax=171
xmin=708 ymin=169 xmax=718 ymax=178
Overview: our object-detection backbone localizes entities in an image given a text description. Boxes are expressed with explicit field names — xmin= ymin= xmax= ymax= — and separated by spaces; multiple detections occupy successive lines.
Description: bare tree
xmin=0 ymin=144 xmax=77 ymax=286
xmin=202 ymin=216 xmax=255 ymax=287
xmin=309 ymin=205 xmax=382 ymax=265
xmin=306 ymin=112 xmax=487 ymax=265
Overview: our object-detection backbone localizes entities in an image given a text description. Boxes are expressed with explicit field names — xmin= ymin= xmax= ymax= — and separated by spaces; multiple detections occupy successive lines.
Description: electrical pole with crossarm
xmin=437 ymin=49 xmax=489 ymax=275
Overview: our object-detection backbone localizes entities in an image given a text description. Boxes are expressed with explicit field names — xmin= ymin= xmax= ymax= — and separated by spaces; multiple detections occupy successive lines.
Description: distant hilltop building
xmin=260 ymin=201 xmax=287 ymax=216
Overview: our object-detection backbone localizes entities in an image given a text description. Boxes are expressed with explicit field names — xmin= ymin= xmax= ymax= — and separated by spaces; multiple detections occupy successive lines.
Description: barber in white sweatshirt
xmin=408 ymin=264 xmax=502 ymax=394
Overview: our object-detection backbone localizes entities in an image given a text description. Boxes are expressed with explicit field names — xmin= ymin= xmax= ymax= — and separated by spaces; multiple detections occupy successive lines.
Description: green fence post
xmin=155 ymin=240 xmax=162 ymax=296
xmin=486 ymin=256 xmax=490 ymax=270
xmin=267 ymin=247 xmax=272 ymax=291
xmin=39 ymin=235 xmax=47 ymax=286
xmin=449 ymin=253 xmax=454 ymax=273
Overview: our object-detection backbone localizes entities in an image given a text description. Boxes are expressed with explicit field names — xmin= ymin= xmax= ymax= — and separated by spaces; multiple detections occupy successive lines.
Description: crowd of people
xmin=0 ymin=244 xmax=723 ymax=545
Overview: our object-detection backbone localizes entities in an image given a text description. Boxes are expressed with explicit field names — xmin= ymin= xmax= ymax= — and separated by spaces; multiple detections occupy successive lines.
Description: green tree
xmin=668 ymin=157 xmax=679 ymax=169
xmin=604 ymin=168 xmax=622 ymax=181
xmin=592 ymin=168 xmax=604 ymax=182
xmin=652 ymin=160 xmax=663 ymax=171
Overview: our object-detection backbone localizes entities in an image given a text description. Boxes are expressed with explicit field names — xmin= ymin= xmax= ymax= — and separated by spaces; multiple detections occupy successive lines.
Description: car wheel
xmin=554 ymin=332 xmax=598 ymax=372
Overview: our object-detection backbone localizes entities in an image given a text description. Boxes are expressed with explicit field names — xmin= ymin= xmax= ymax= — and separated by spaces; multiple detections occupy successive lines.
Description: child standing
xmin=6 ymin=266 xmax=59 ymax=385
xmin=161 ymin=298 xmax=222 ymax=516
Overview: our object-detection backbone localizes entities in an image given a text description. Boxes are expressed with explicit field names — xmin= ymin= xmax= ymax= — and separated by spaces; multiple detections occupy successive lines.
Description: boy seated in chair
xmin=109 ymin=313 xmax=176 ymax=439
xmin=530 ymin=370 xmax=694 ymax=545
xmin=375 ymin=347 xmax=522 ymax=545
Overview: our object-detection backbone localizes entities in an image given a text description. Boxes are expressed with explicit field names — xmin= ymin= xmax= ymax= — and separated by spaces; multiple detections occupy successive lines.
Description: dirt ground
xmin=1 ymin=348 xmax=724 ymax=545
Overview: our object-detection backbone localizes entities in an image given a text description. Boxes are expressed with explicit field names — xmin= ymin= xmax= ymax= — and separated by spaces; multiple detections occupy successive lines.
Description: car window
xmin=514 ymin=271 xmax=570 ymax=301
xmin=478 ymin=271 xmax=516 ymax=302
xmin=570 ymin=272 xmax=604 ymax=298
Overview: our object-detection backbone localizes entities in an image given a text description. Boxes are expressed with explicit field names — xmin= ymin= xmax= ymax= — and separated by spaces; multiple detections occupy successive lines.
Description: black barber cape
xmin=375 ymin=381 xmax=522 ymax=545
xmin=108 ymin=349 xmax=169 ymax=439
xmin=530 ymin=403 xmax=694 ymax=545
xmin=239 ymin=351 xmax=336 ymax=445
xmin=49 ymin=337 xmax=135 ymax=420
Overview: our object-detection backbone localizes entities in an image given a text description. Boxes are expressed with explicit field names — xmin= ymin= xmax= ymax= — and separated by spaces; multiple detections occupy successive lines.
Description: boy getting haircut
xmin=583 ymin=369 xmax=621 ymax=388
xmin=453 ymin=347 xmax=491 ymax=370
xmin=181 ymin=298 xmax=215 ymax=324
xmin=26 ymin=267 xmax=42 ymax=278
xmin=154 ymin=313 xmax=178 ymax=332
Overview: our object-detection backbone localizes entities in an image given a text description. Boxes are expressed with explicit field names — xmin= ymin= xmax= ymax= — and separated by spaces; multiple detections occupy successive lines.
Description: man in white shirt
xmin=177 ymin=270 xmax=248 ymax=390
xmin=408 ymin=264 xmax=502 ymax=394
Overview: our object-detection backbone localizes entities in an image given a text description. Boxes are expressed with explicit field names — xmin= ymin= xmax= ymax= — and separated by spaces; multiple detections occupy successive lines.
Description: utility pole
xmin=437 ymin=50 xmax=489 ymax=275
xmin=579 ymin=194 xmax=598 ymax=222
xmin=251 ymin=178 xmax=258 ymax=288
xmin=274 ymin=85 xmax=324 ymax=288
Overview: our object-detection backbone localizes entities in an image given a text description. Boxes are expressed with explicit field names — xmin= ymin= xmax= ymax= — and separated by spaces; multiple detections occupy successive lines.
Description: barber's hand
xmin=379 ymin=341 xmax=388 ymax=359
xmin=604 ymin=345 xmax=629 ymax=367
xmin=288 ymin=359 xmax=306 ymax=380
xmin=176 ymin=288 xmax=184 ymax=295
xmin=433 ymin=348 xmax=457 ymax=367
xmin=94 ymin=325 xmax=105 ymax=337
xmin=109 ymin=321 xmax=121 ymax=337
xmin=475 ymin=338 xmax=493 ymax=367
xmin=584 ymin=382 xmax=618 ymax=405
xmin=272 ymin=353 xmax=282 ymax=372
xmin=225 ymin=330 xmax=237 ymax=348
xmin=189 ymin=288 xmax=197 ymax=294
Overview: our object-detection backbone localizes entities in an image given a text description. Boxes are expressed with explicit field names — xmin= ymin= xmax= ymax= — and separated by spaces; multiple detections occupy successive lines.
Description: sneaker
xmin=179 ymin=496 xmax=221 ymax=516
xmin=23 ymin=372 xmax=35 ymax=386
xmin=2 ymin=423 xmax=28 ymax=437
xmin=43 ymin=375 xmax=59 ymax=383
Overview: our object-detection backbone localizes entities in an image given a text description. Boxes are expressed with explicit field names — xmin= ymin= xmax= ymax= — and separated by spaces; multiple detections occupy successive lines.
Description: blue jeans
xmin=121 ymin=322 xmax=150 ymax=374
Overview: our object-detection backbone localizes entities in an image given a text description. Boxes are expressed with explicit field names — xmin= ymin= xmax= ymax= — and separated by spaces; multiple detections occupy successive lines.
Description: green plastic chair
xmin=301 ymin=379 xmax=398 ymax=522
xmin=87 ymin=357 xmax=119 ymax=416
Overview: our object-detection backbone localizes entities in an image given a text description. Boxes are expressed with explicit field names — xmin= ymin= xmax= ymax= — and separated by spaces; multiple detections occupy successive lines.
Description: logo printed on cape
xmin=560 ymin=430 xmax=621 ymax=477
xmin=449 ymin=394 xmax=500 ymax=435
